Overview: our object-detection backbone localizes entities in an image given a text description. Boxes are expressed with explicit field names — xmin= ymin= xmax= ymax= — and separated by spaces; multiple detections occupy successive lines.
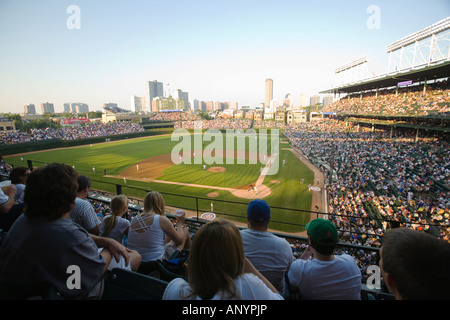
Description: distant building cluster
xmin=23 ymin=102 xmax=90 ymax=115
xmin=14 ymin=78 xmax=333 ymax=130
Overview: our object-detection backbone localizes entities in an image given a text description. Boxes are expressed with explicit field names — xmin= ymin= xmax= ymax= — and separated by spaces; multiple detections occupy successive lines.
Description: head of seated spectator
xmin=9 ymin=166 xmax=30 ymax=204
xmin=163 ymin=218 xmax=282 ymax=300
xmin=76 ymin=175 xmax=91 ymax=199
xmin=306 ymin=218 xmax=339 ymax=256
xmin=246 ymin=199 xmax=271 ymax=230
xmin=380 ymin=227 xmax=450 ymax=300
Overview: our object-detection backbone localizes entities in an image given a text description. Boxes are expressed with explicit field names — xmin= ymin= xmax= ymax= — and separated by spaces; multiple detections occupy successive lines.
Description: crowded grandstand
xmin=1 ymin=17 xmax=449 ymax=303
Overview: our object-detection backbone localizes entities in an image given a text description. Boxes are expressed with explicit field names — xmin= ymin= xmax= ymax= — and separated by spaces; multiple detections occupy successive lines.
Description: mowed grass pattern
xmin=5 ymin=133 xmax=313 ymax=233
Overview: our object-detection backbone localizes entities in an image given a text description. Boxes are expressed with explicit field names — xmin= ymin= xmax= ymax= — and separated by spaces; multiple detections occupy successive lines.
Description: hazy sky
xmin=0 ymin=0 xmax=449 ymax=114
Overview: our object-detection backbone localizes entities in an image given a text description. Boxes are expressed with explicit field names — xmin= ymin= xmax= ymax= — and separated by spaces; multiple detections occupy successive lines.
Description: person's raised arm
xmin=0 ymin=185 xmax=17 ymax=214
xmin=159 ymin=215 xmax=188 ymax=246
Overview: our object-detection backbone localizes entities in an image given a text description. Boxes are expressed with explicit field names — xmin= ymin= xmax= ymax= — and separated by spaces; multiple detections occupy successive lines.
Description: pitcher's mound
xmin=207 ymin=192 xmax=220 ymax=198
xmin=208 ymin=166 xmax=226 ymax=172
xmin=231 ymin=184 xmax=271 ymax=199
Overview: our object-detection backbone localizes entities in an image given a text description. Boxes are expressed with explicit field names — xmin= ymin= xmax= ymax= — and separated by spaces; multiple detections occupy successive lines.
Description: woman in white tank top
xmin=127 ymin=191 xmax=191 ymax=262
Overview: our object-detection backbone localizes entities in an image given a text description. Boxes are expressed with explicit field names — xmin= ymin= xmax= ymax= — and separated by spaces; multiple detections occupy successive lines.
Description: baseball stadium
xmin=0 ymin=14 xmax=449 ymax=304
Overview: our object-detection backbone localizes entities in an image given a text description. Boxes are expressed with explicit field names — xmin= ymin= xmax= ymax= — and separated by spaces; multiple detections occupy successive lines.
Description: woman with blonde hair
xmin=99 ymin=194 xmax=130 ymax=244
xmin=163 ymin=219 xmax=282 ymax=300
xmin=127 ymin=191 xmax=190 ymax=264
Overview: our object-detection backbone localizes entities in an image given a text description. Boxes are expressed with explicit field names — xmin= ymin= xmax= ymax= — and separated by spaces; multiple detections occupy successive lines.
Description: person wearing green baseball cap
xmin=305 ymin=218 xmax=339 ymax=251
xmin=287 ymin=218 xmax=361 ymax=300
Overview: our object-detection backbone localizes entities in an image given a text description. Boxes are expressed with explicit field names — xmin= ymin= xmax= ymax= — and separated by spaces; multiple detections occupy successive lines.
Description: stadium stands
xmin=284 ymin=114 xmax=449 ymax=245
xmin=322 ymin=80 xmax=450 ymax=117
xmin=0 ymin=121 xmax=144 ymax=145
xmin=0 ymin=79 xmax=448 ymax=300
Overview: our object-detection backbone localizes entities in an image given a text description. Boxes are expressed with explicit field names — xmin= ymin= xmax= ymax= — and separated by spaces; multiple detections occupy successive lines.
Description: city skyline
xmin=0 ymin=0 xmax=449 ymax=114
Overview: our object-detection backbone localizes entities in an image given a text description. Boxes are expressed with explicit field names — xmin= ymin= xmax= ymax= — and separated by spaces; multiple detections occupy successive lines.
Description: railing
xmin=90 ymin=178 xmax=313 ymax=231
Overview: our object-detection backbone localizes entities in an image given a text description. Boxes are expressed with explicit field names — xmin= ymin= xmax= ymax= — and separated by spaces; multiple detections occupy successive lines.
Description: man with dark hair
xmin=380 ymin=228 xmax=450 ymax=300
xmin=240 ymin=199 xmax=293 ymax=298
xmin=0 ymin=163 xmax=139 ymax=298
xmin=288 ymin=218 xmax=361 ymax=300
xmin=9 ymin=166 xmax=30 ymax=204
xmin=69 ymin=175 xmax=101 ymax=235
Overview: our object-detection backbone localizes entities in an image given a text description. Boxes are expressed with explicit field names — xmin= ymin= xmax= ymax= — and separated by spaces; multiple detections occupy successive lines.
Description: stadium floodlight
xmin=386 ymin=16 xmax=450 ymax=53
xmin=335 ymin=56 xmax=368 ymax=74
xmin=334 ymin=56 xmax=371 ymax=88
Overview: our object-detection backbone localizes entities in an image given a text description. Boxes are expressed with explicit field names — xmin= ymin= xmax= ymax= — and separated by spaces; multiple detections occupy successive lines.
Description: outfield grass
xmin=5 ymin=133 xmax=314 ymax=233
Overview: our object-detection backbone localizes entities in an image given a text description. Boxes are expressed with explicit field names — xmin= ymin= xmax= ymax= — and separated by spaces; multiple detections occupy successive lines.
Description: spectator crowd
xmin=0 ymin=122 xmax=144 ymax=145
xmin=0 ymin=82 xmax=449 ymax=300
xmin=284 ymin=118 xmax=449 ymax=245
xmin=322 ymin=81 xmax=450 ymax=116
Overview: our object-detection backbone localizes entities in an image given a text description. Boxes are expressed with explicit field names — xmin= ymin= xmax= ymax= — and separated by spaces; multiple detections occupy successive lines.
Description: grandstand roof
xmin=320 ymin=61 xmax=450 ymax=94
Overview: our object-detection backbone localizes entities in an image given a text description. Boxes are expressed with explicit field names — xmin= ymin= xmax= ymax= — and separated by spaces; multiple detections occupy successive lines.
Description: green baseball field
xmin=5 ymin=131 xmax=316 ymax=233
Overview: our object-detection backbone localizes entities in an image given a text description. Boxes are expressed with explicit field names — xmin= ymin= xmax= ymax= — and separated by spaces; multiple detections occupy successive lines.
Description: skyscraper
xmin=310 ymin=95 xmax=321 ymax=106
xmin=265 ymin=78 xmax=273 ymax=108
xmin=146 ymin=80 xmax=163 ymax=112
xmin=40 ymin=102 xmax=55 ymax=114
xmin=131 ymin=96 xmax=146 ymax=113
xmin=299 ymin=94 xmax=309 ymax=107
xmin=323 ymin=95 xmax=334 ymax=107
xmin=24 ymin=103 xmax=36 ymax=115
xmin=173 ymin=89 xmax=189 ymax=111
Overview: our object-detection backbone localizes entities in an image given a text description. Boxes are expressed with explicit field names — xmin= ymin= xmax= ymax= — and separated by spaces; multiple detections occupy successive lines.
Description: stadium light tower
xmin=334 ymin=56 xmax=371 ymax=87
xmin=386 ymin=16 xmax=450 ymax=74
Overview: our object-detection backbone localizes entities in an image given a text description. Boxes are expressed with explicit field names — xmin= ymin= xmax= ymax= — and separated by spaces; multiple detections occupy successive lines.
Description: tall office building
xmin=71 ymin=102 xmax=89 ymax=113
xmin=63 ymin=103 xmax=71 ymax=113
xmin=41 ymin=102 xmax=55 ymax=114
xmin=193 ymin=99 xmax=199 ymax=110
xmin=131 ymin=96 xmax=146 ymax=113
xmin=299 ymin=94 xmax=309 ymax=107
xmin=173 ymin=89 xmax=189 ymax=111
xmin=24 ymin=103 xmax=36 ymax=114
xmin=310 ymin=95 xmax=321 ymax=106
xmin=146 ymin=80 xmax=163 ymax=112
xmin=323 ymin=95 xmax=334 ymax=107
xmin=265 ymin=78 xmax=273 ymax=108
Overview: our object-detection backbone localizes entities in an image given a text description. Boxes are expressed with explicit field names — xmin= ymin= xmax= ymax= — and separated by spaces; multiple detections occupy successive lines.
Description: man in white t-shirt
xmin=288 ymin=218 xmax=361 ymax=300
xmin=240 ymin=199 xmax=293 ymax=298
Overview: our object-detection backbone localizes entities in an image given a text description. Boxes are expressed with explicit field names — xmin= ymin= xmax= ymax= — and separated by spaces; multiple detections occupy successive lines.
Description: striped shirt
xmin=69 ymin=197 xmax=101 ymax=233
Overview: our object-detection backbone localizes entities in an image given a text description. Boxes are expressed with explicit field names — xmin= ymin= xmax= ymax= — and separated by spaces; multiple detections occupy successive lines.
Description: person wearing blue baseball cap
xmin=287 ymin=218 xmax=361 ymax=300
xmin=240 ymin=199 xmax=293 ymax=298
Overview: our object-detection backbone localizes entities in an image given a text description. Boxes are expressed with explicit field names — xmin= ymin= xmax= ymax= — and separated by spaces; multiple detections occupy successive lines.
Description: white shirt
xmin=163 ymin=273 xmax=283 ymax=300
xmin=69 ymin=197 xmax=101 ymax=232
xmin=288 ymin=253 xmax=361 ymax=300
xmin=13 ymin=183 xmax=26 ymax=204
xmin=127 ymin=214 xmax=166 ymax=262
xmin=99 ymin=215 xmax=130 ymax=244
xmin=240 ymin=228 xmax=293 ymax=296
